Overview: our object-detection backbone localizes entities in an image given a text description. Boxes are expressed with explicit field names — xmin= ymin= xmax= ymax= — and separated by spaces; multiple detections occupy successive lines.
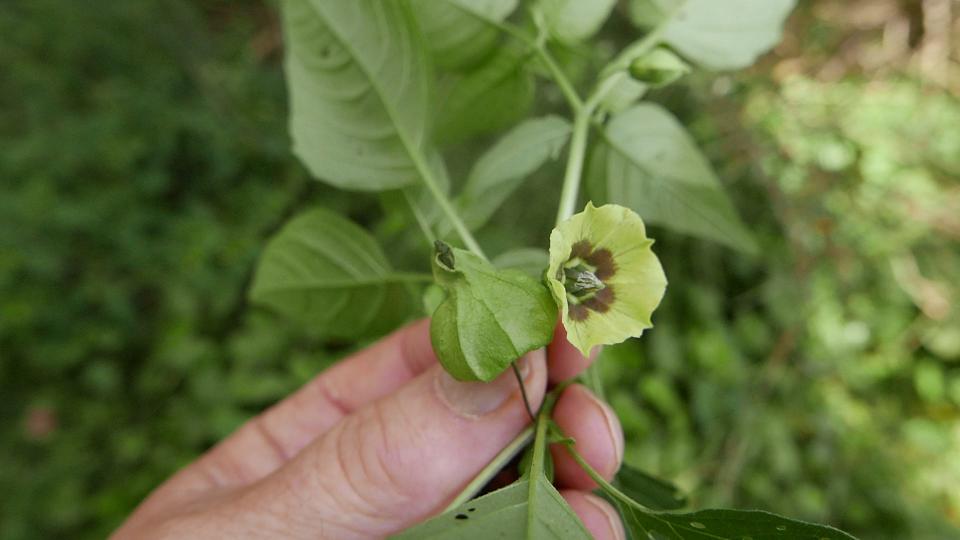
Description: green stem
xmin=409 ymin=150 xmax=487 ymax=259
xmin=563 ymin=440 xmax=638 ymax=509
xmin=454 ymin=12 xmax=583 ymax=114
xmin=526 ymin=401 xmax=553 ymax=538
xmin=534 ymin=46 xmax=583 ymax=113
xmin=401 ymin=187 xmax=437 ymax=245
xmin=443 ymin=426 xmax=534 ymax=512
xmin=555 ymin=107 xmax=592 ymax=226
xmin=512 ymin=362 xmax=536 ymax=423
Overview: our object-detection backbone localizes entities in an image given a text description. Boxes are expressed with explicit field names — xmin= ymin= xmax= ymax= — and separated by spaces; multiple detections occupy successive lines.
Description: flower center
xmin=560 ymin=240 xmax=618 ymax=322
xmin=563 ymin=261 xmax=605 ymax=299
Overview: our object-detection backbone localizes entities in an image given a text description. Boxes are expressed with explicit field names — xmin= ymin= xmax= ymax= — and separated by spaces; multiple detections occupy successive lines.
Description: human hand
xmin=113 ymin=319 xmax=626 ymax=539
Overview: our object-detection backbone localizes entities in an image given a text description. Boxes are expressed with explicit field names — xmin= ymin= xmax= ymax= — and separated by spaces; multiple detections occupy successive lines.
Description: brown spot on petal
xmin=586 ymin=248 xmax=615 ymax=281
xmin=571 ymin=240 xmax=592 ymax=260
xmin=569 ymin=240 xmax=616 ymax=280
xmin=563 ymin=240 xmax=619 ymax=322
xmin=583 ymin=286 xmax=615 ymax=313
xmin=569 ymin=303 xmax=590 ymax=321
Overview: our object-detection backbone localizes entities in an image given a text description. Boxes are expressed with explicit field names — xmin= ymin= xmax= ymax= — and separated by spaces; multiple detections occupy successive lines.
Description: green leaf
xmin=413 ymin=0 xmax=518 ymax=71
xmin=539 ymin=0 xmax=617 ymax=43
xmin=589 ymin=104 xmax=758 ymax=254
xmin=391 ymin=476 xmax=589 ymax=539
xmin=282 ymin=0 xmax=429 ymax=190
xmin=629 ymin=0 xmax=796 ymax=70
xmin=561 ymin=438 xmax=857 ymax=540
xmin=249 ymin=209 xmax=417 ymax=339
xmin=614 ymin=464 xmax=687 ymax=511
xmin=492 ymin=248 xmax=549 ymax=278
xmin=430 ymin=242 xmax=557 ymax=381
xmin=436 ymin=43 xmax=535 ymax=143
xmin=457 ymin=116 xmax=571 ymax=231
xmin=615 ymin=505 xmax=858 ymax=540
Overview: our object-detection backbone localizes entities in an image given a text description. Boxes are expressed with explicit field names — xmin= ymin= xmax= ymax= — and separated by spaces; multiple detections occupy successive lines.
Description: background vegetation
xmin=1 ymin=0 xmax=958 ymax=538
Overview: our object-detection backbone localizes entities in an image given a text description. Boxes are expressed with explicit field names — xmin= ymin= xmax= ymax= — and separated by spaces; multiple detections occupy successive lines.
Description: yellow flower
xmin=546 ymin=203 xmax=667 ymax=355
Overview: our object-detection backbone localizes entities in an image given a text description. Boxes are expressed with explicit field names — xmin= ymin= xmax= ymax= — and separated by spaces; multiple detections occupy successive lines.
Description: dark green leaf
xmin=430 ymin=243 xmax=557 ymax=381
xmin=615 ymin=464 xmax=687 ymax=511
xmin=616 ymin=505 xmax=858 ymax=540
xmin=589 ymin=104 xmax=758 ymax=254
xmin=391 ymin=476 xmax=589 ymax=539
xmin=249 ymin=209 xmax=414 ymax=339
xmin=457 ymin=116 xmax=571 ymax=231
xmin=283 ymin=0 xmax=430 ymax=190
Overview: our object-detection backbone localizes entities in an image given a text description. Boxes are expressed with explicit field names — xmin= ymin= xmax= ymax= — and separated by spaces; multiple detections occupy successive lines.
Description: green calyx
xmin=429 ymin=241 xmax=558 ymax=382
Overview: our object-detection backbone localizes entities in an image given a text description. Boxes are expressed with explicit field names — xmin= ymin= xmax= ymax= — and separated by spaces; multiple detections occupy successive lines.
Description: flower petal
xmin=547 ymin=203 xmax=667 ymax=355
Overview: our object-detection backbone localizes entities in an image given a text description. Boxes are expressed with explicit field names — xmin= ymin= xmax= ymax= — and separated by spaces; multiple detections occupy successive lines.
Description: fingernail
xmin=584 ymin=493 xmax=627 ymax=540
xmin=435 ymin=356 xmax=532 ymax=418
xmin=580 ymin=386 xmax=624 ymax=472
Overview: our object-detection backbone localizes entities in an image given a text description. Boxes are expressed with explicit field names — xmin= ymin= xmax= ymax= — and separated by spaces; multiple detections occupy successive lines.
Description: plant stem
xmin=401 ymin=188 xmax=437 ymax=245
xmin=458 ymin=13 xmax=583 ymax=114
xmin=512 ymin=362 xmax=536 ymax=423
xmin=534 ymin=47 xmax=583 ymax=113
xmin=443 ymin=426 xmax=534 ymax=512
xmin=410 ymin=150 xmax=488 ymax=260
xmin=563 ymin=440 xmax=638 ymax=509
xmin=555 ymin=107 xmax=592 ymax=226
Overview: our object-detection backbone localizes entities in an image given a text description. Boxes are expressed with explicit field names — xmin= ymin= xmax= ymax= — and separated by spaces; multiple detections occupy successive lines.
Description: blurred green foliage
xmin=1 ymin=1 xmax=958 ymax=539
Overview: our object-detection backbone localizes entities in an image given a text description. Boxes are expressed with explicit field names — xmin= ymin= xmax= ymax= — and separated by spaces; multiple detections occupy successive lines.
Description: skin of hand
xmin=112 ymin=320 xmax=626 ymax=540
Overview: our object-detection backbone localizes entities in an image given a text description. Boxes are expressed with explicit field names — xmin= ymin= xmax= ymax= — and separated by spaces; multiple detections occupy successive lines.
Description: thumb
xmin=248 ymin=350 xmax=547 ymax=539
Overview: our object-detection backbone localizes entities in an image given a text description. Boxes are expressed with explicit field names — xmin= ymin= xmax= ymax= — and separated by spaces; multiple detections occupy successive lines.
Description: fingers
xmin=562 ymin=490 xmax=626 ymax=540
xmin=550 ymin=384 xmax=624 ymax=490
xmin=198 ymin=319 xmax=437 ymax=486
xmin=249 ymin=350 xmax=548 ymax=539
xmin=547 ymin=324 xmax=599 ymax=384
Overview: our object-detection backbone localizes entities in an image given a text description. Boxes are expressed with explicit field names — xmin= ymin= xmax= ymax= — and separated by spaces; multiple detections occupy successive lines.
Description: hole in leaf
xmin=776 ymin=525 xmax=787 ymax=531
xmin=467 ymin=508 xmax=476 ymax=512
xmin=455 ymin=514 xmax=468 ymax=520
